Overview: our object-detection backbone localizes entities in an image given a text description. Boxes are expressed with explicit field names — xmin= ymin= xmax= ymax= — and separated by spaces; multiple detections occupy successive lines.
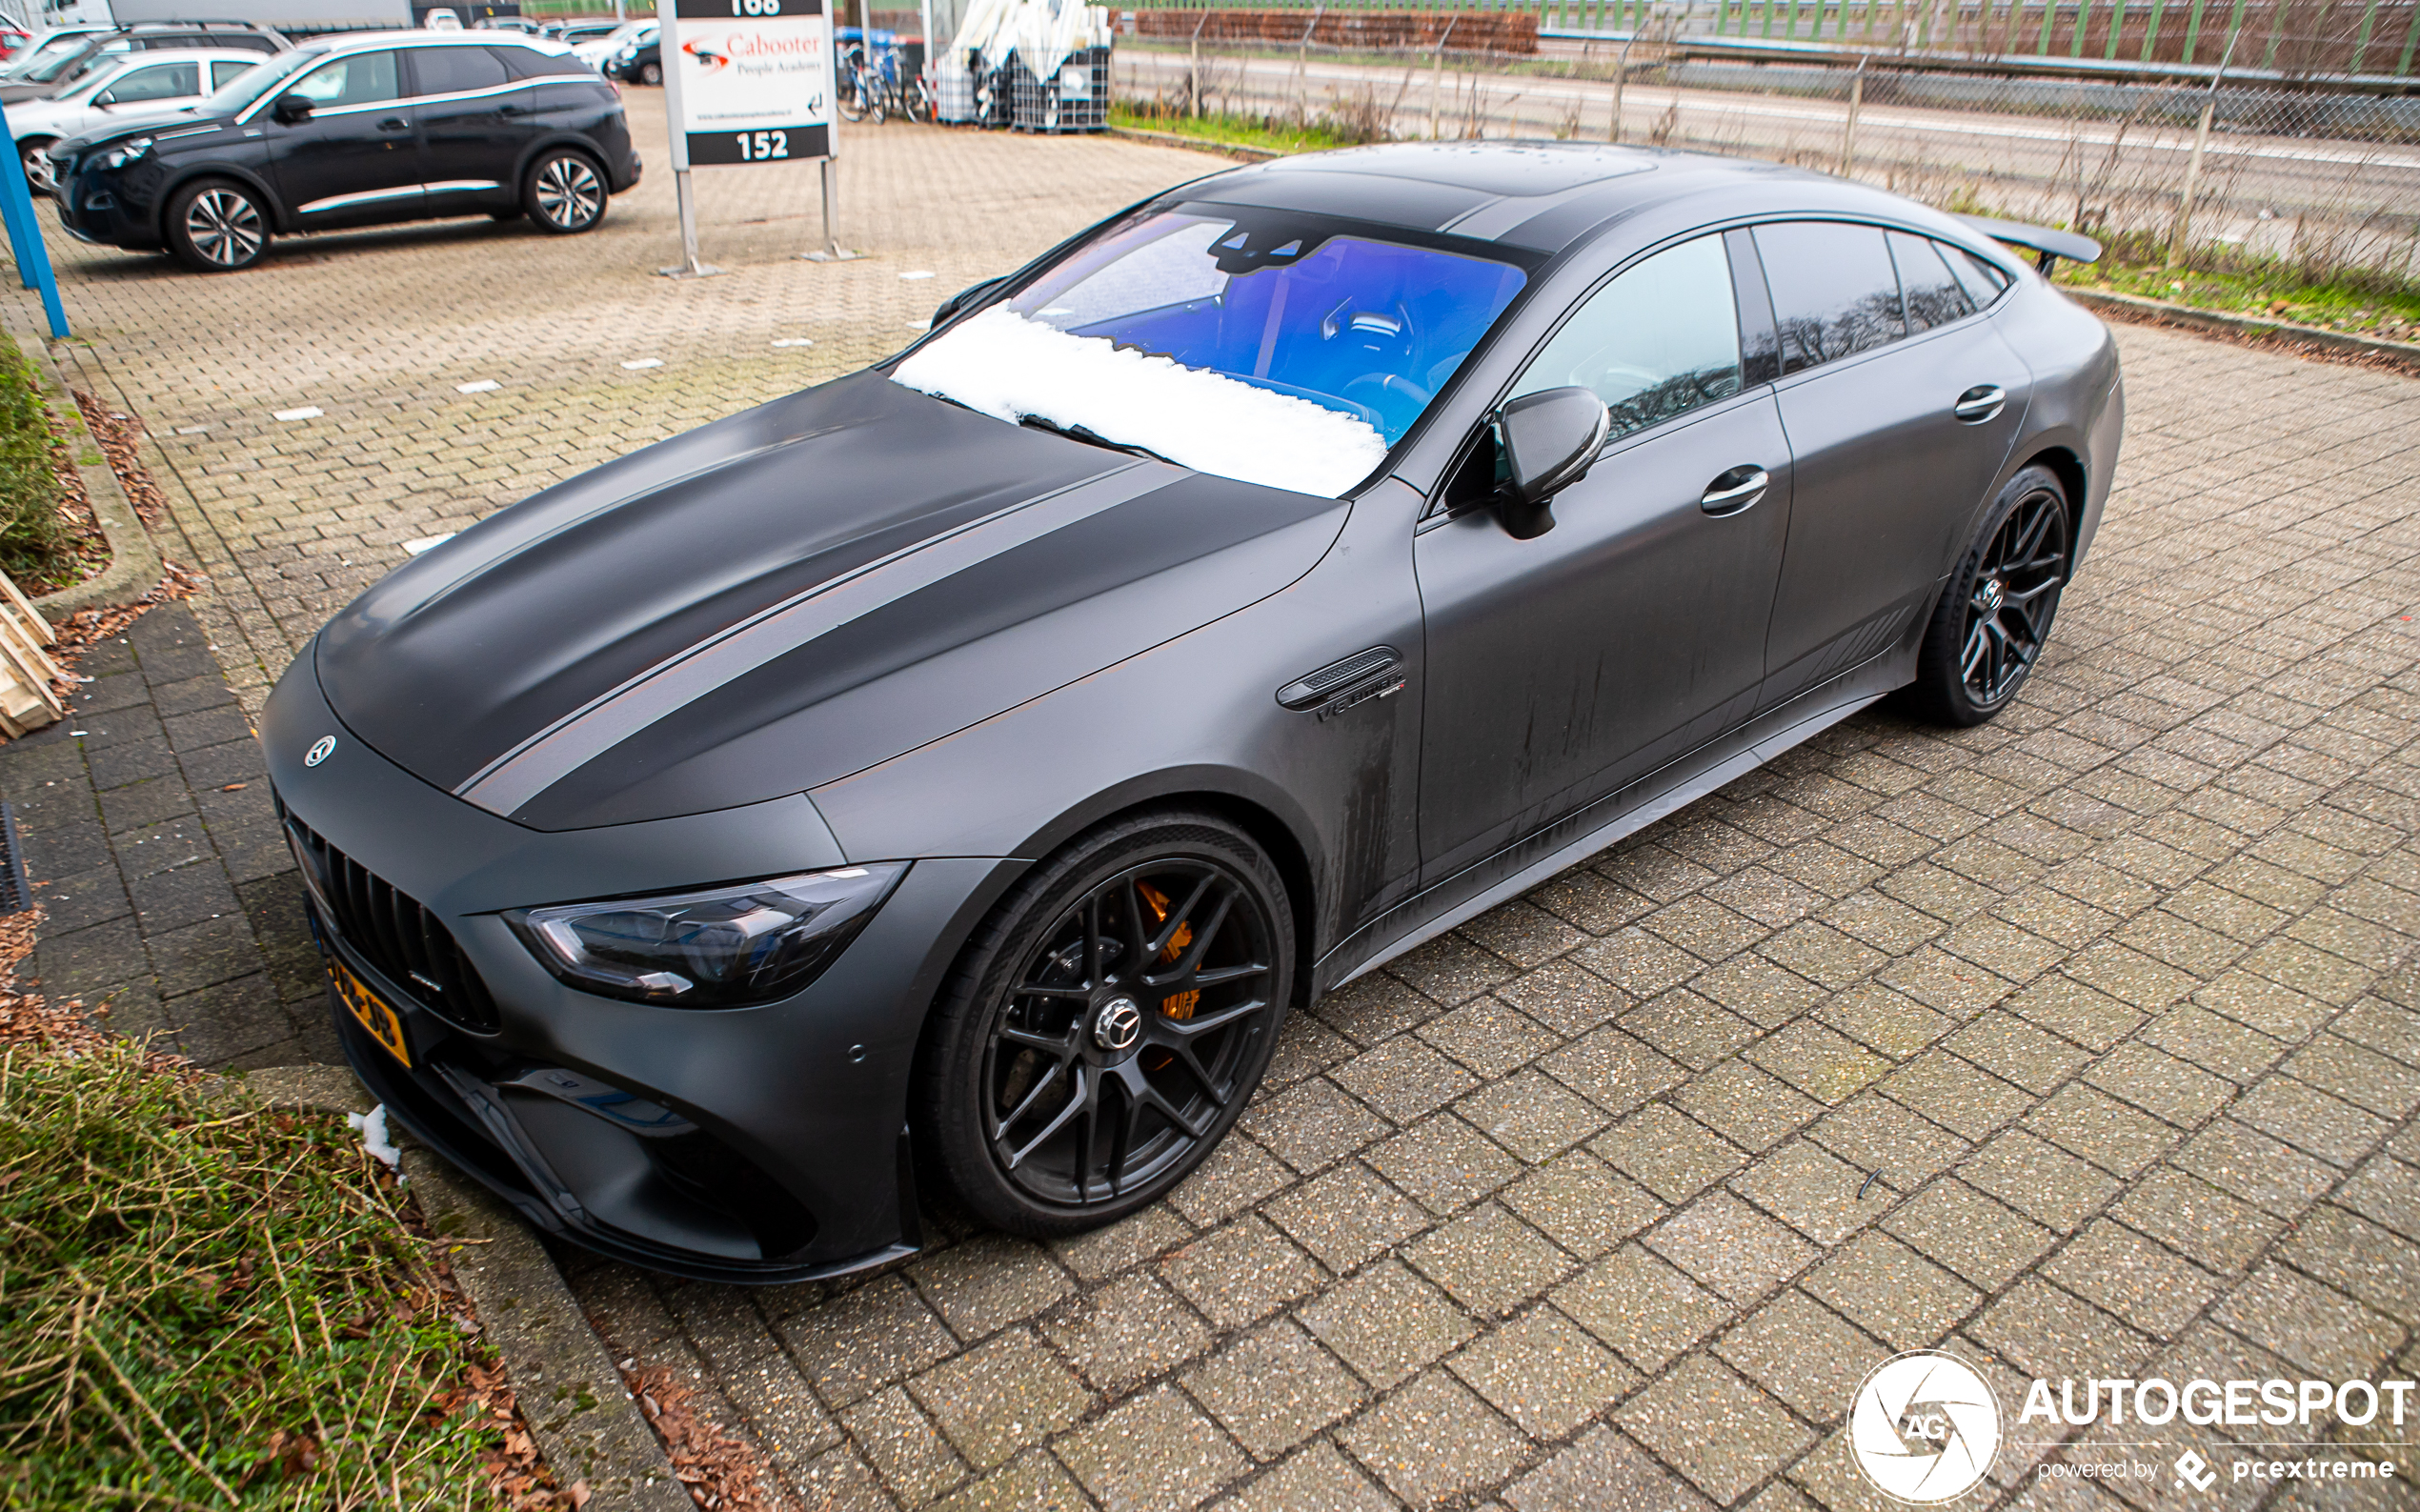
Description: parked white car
xmin=574 ymin=19 xmax=653 ymax=70
xmin=13 ymin=48 xmax=267 ymax=192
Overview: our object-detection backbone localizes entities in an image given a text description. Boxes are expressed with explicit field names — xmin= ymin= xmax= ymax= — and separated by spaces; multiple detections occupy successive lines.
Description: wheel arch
xmin=152 ymin=163 xmax=284 ymax=237
xmin=2018 ymin=443 xmax=2088 ymax=549
xmin=513 ymin=131 xmax=611 ymax=193
xmin=1006 ymin=773 xmax=1325 ymax=1014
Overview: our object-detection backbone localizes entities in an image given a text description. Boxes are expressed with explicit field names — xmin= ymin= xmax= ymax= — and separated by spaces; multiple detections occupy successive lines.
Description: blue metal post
xmin=0 ymin=104 xmax=68 ymax=338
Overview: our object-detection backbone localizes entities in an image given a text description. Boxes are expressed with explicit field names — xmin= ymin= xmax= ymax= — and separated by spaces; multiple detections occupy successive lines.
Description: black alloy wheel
xmin=166 ymin=178 xmax=270 ymax=272
xmin=1909 ymin=464 xmax=2070 ymax=726
xmin=525 ymin=150 xmax=605 ymax=234
xmin=919 ymin=812 xmax=1293 ymax=1236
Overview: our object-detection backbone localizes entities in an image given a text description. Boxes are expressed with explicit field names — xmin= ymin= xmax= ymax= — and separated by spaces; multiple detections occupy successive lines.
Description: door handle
xmin=1701 ymin=465 xmax=1769 ymax=516
xmin=1953 ymin=384 xmax=2007 ymax=423
xmin=377 ymin=116 xmax=411 ymax=132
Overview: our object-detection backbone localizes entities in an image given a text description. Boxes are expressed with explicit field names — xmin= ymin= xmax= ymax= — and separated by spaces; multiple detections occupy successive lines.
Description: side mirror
xmin=931 ymin=275 xmax=1004 ymax=329
xmin=271 ymin=91 xmax=313 ymax=124
xmin=1492 ymin=386 xmax=1609 ymax=540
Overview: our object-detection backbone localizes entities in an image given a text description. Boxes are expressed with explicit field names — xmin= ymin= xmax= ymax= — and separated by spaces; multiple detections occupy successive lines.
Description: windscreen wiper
xmin=1017 ymin=414 xmax=1175 ymax=467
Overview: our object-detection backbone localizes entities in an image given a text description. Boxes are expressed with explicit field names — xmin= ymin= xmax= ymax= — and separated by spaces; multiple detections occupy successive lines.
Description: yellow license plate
xmin=332 ymin=958 xmax=411 ymax=1069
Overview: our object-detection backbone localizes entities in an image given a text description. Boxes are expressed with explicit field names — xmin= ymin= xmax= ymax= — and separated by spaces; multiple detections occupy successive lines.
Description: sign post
xmin=657 ymin=0 xmax=839 ymax=277
xmin=0 ymin=104 xmax=67 ymax=338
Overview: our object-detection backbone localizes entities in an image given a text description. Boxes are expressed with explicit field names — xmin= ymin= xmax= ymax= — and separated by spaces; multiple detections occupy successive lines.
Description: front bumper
xmin=265 ymin=645 xmax=1011 ymax=1281
xmin=54 ymin=164 xmax=160 ymax=251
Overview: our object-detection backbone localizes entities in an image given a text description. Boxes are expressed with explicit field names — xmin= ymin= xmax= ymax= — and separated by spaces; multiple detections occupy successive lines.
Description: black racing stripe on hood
xmin=506 ymin=471 xmax=1350 ymax=831
xmin=315 ymin=374 xmax=1114 ymax=794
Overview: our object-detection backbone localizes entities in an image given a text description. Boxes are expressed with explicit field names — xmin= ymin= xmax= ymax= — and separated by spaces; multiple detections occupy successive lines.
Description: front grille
xmin=285 ymin=814 xmax=500 ymax=1034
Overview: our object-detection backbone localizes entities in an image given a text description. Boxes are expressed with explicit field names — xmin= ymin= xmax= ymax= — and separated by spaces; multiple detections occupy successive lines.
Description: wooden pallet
xmin=0 ymin=573 xmax=63 ymax=739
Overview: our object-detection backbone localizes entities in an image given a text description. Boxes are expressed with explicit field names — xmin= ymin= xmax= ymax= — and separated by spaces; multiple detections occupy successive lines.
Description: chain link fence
xmin=1114 ymin=29 xmax=2420 ymax=286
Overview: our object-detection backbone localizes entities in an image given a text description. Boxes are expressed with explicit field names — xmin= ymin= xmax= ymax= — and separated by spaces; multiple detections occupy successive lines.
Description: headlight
xmin=508 ymin=863 xmax=907 ymax=1008
xmin=98 ymin=136 xmax=150 ymax=169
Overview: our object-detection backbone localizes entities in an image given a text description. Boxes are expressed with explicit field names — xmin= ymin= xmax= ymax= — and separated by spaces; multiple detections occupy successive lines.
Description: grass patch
xmin=1111 ymin=102 xmax=1375 ymax=155
xmin=0 ymin=1040 xmax=548 ymax=1509
xmin=0 ymin=334 xmax=71 ymax=585
xmin=2060 ymin=253 xmax=2420 ymax=342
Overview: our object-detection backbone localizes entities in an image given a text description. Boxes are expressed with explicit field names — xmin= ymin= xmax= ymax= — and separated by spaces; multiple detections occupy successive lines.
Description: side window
xmin=212 ymin=59 xmax=257 ymax=90
xmin=105 ymin=62 xmax=199 ymax=102
xmin=1511 ymin=233 xmax=1744 ymax=441
xmin=511 ymin=49 xmax=595 ymax=78
xmin=413 ymin=44 xmax=509 ymax=94
xmin=1888 ymin=231 xmax=1974 ymax=334
xmin=1753 ymin=221 xmax=1906 ymax=373
xmin=1941 ymin=244 xmax=2012 ymax=310
xmin=290 ymin=50 xmax=402 ymax=109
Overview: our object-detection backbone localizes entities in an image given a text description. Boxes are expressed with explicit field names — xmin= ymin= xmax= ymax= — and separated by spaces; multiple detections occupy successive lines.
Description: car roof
xmin=83 ymin=46 xmax=271 ymax=67
xmin=297 ymin=29 xmax=576 ymax=56
xmin=1180 ymin=141 xmax=1869 ymax=256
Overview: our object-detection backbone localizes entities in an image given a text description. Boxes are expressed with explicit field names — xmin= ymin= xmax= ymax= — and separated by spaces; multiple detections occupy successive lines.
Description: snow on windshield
xmin=891 ymin=211 xmax=1527 ymax=498
xmin=895 ymin=309 xmax=1391 ymax=496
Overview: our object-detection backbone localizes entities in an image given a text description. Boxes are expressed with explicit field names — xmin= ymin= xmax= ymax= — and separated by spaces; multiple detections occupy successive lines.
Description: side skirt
xmin=1315 ymin=659 xmax=1907 ymax=995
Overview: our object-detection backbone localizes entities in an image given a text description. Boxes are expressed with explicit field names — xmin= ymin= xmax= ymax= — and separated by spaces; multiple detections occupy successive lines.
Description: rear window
xmin=1942 ymin=245 xmax=2012 ymax=308
xmin=413 ymin=44 xmax=509 ymax=93
xmin=1753 ymin=221 xmax=1907 ymax=373
xmin=1889 ymin=231 xmax=1974 ymax=334
xmin=502 ymin=47 xmax=597 ymax=78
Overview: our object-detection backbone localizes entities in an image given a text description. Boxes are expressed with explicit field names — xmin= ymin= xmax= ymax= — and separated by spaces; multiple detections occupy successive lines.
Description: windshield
xmin=57 ymin=53 xmax=134 ymax=101
xmin=16 ymin=35 xmax=99 ymax=82
xmin=3 ymin=33 xmax=82 ymax=80
xmin=600 ymin=20 xmax=651 ymax=45
xmin=199 ymin=44 xmax=320 ymax=115
xmin=892 ymin=209 xmax=1527 ymax=496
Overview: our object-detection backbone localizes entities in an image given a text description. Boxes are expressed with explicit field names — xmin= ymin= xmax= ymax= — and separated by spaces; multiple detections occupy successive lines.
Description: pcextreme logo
xmin=1850 ymin=1351 xmax=2003 ymax=1503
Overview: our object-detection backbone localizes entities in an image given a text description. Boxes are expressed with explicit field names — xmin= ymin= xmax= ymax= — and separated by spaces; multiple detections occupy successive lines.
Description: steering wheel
xmin=1342 ymin=372 xmax=1432 ymax=411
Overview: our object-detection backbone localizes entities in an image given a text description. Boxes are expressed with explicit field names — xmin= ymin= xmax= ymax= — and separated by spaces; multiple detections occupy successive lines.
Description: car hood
xmin=55 ymin=108 xmax=220 ymax=154
xmin=314 ymin=373 xmax=1352 ymax=832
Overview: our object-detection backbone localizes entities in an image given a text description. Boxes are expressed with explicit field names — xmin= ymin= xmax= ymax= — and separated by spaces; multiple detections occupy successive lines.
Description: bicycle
xmin=837 ymin=37 xmax=937 ymax=125
xmin=836 ymin=43 xmax=884 ymax=123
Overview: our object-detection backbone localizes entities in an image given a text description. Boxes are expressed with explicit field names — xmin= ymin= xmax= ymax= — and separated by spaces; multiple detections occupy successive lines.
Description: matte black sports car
xmin=265 ymin=142 xmax=2122 ymax=1281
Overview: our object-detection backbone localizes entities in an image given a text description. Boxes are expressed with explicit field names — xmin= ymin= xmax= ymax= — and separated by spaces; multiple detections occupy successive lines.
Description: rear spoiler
xmin=1954 ymin=215 xmax=2103 ymax=276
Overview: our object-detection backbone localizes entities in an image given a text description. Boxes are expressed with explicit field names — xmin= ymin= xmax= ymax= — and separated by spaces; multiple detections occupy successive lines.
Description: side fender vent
xmin=1278 ymin=646 xmax=1405 ymax=718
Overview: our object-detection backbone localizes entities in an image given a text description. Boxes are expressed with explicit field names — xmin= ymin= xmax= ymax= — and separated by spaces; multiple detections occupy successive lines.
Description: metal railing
xmin=1120 ymin=0 xmax=2420 ymax=79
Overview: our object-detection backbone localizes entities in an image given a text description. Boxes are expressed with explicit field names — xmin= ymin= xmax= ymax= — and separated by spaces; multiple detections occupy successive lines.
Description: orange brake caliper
xmin=1137 ymin=880 xmax=1200 ymax=1023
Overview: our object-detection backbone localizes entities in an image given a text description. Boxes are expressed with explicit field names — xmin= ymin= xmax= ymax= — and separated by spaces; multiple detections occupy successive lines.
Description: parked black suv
xmin=0 ymin=21 xmax=288 ymax=104
xmin=52 ymin=31 xmax=639 ymax=272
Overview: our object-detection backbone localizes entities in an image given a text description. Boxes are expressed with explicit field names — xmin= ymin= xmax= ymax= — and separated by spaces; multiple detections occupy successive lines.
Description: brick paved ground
xmin=9 ymin=105 xmax=2420 ymax=1512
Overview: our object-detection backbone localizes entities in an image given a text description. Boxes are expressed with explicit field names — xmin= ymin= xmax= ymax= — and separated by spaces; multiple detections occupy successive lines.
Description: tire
xmin=523 ymin=149 xmax=606 ymax=234
xmin=637 ymin=60 xmax=661 ymax=86
xmin=165 ymin=177 xmax=270 ymax=272
xmin=1906 ymin=464 xmax=2072 ymax=726
xmin=18 ymin=137 xmax=53 ymax=195
xmin=918 ymin=809 xmax=1295 ymax=1237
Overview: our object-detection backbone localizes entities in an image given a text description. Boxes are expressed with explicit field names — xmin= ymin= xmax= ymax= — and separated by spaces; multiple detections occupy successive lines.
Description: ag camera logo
xmin=1851 ymin=1351 xmax=2003 ymax=1503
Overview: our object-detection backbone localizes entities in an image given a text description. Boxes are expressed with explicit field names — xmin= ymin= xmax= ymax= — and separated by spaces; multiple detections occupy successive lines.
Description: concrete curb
xmin=1107 ymin=123 xmax=1285 ymax=160
xmin=2066 ymin=287 xmax=2420 ymax=371
xmin=11 ymin=330 xmax=162 ymax=618
xmin=242 ymin=1065 xmax=691 ymax=1512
